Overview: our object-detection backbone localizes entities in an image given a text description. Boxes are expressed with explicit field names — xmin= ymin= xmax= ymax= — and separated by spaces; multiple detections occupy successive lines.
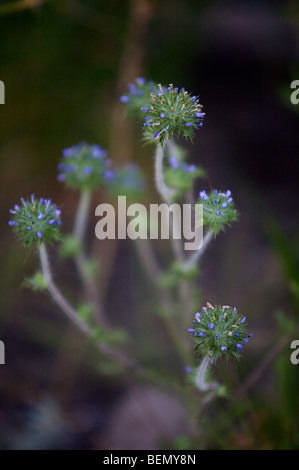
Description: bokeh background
xmin=0 ymin=0 xmax=299 ymax=449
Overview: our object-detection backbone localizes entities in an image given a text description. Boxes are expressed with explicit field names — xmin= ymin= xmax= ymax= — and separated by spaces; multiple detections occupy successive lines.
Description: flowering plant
xmin=9 ymin=78 xmax=252 ymax=447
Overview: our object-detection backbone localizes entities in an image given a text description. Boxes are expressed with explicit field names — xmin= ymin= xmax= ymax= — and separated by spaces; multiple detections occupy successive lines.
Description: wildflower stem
xmin=134 ymin=238 xmax=193 ymax=365
xmin=39 ymin=242 xmax=90 ymax=334
xmin=154 ymin=142 xmax=173 ymax=203
xmin=182 ymin=230 xmax=213 ymax=272
xmin=154 ymin=141 xmax=185 ymax=262
xmin=73 ymin=189 xmax=108 ymax=328
xmin=153 ymin=140 xmax=195 ymax=356
xmin=73 ymin=188 xmax=92 ymax=243
xmin=195 ymin=354 xmax=219 ymax=392
xmin=38 ymin=243 xmax=143 ymax=373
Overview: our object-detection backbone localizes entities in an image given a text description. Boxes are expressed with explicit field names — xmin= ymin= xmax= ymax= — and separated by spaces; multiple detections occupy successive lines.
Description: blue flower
xmin=169 ymin=156 xmax=179 ymax=170
xmin=83 ymin=166 xmax=93 ymax=175
xmin=136 ymin=77 xmax=146 ymax=86
xmin=195 ymin=312 xmax=201 ymax=322
xmin=188 ymin=328 xmax=196 ymax=334
xmin=120 ymin=94 xmax=130 ymax=103
xmin=199 ymin=190 xmax=208 ymax=201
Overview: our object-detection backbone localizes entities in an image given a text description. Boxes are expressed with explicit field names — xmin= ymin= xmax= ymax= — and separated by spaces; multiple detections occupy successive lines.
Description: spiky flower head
xmin=188 ymin=303 xmax=252 ymax=361
xmin=8 ymin=195 xmax=61 ymax=247
xmin=106 ymin=163 xmax=146 ymax=201
xmin=164 ymin=153 xmax=205 ymax=199
xmin=141 ymin=83 xmax=205 ymax=145
xmin=57 ymin=142 xmax=110 ymax=191
xmin=119 ymin=77 xmax=160 ymax=120
xmin=196 ymin=189 xmax=238 ymax=236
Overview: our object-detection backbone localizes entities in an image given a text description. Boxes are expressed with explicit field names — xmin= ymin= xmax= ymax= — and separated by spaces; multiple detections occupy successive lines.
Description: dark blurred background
xmin=0 ymin=0 xmax=299 ymax=450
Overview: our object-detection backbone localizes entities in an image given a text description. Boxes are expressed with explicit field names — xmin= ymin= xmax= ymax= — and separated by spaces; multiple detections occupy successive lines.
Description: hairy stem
xmin=39 ymin=243 xmax=90 ymax=334
xmin=195 ymin=355 xmax=219 ymax=392
xmin=73 ymin=189 xmax=92 ymax=243
xmin=154 ymin=142 xmax=185 ymax=263
xmin=183 ymin=230 xmax=213 ymax=272
xmin=134 ymin=238 xmax=193 ymax=366
xmin=73 ymin=190 xmax=108 ymax=328
xmin=154 ymin=140 xmax=195 ymax=352
xmin=154 ymin=142 xmax=174 ymax=203
xmin=38 ymin=243 xmax=139 ymax=373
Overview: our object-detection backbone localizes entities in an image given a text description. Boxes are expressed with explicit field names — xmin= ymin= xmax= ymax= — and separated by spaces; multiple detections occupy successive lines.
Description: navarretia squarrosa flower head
xmin=188 ymin=303 xmax=252 ymax=361
xmin=197 ymin=189 xmax=238 ymax=236
xmin=57 ymin=142 xmax=110 ymax=191
xmin=141 ymin=83 xmax=205 ymax=144
xmin=9 ymin=195 xmax=62 ymax=247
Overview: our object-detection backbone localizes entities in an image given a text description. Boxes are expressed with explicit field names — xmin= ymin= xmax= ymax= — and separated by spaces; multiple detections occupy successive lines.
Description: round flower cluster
xmin=188 ymin=303 xmax=252 ymax=361
xmin=164 ymin=155 xmax=205 ymax=198
xmin=119 ymin=77 xmax=160 ymax=119
xmin=8 ymin=195 xmax=61 ymax=247
xmin=197 ymin=189 xmax=238 ymax=236
xmin=57 ymin=142 xmax=110 ymax=191
xmin=141 ymin=83 xmax=205 ymax=144
xmin=106 ymin=163 xmax=146 ymax=201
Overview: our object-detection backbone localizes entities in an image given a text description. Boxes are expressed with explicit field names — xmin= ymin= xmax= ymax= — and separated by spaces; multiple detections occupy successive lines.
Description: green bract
xmin=189 ymin=303 xmax=251 ymax=361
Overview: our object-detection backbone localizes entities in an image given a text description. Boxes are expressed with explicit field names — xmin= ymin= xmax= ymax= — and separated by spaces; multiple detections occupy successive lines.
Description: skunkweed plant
xmin=9 ymin=77 xmax=252 ymax=445
xmin=118 ymin=77 xmax=251 ymax=393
